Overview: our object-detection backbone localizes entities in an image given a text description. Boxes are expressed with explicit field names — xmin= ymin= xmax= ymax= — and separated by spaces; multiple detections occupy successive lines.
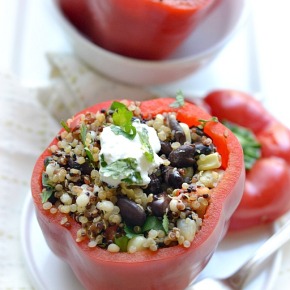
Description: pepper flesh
xmin=58 ymin=0 xmax=216 ymax=60
xmin=204 ymin=90 xmax=290 ymax=230
xmin=31 ymin=98 xmax=244 ymax=290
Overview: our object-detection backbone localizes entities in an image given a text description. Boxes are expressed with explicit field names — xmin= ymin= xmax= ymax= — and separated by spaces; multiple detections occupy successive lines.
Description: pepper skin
xmin=59 ymin=0 xmax=216 ymax=60
xmin=204 ymin=90 xmax=290 ymax=230
xmin=31 ymin=98 xmax=244 ymax=290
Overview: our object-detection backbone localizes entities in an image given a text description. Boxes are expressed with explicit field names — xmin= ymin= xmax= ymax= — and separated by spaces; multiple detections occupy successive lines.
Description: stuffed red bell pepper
xmin=58 ymin=0 xmax=217 ymax=60
xmin=204 ymin=90 xmax=290 ymax=230
xmin=31 ymin=97 xmax=244 ymax=290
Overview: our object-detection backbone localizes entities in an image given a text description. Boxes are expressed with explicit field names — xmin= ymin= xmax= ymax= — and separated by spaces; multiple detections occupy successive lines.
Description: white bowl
xmin=47 ymin=0 xmax=248 ymax=86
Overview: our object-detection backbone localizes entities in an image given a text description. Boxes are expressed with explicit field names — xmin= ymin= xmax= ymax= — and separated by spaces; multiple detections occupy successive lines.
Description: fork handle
xmin=228 ymin=216 xmax=290 ymax=288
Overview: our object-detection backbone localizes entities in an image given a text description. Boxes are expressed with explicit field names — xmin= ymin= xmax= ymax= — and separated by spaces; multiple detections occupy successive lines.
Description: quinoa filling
xmin=41 ymin=100 xmax=223 ymax=253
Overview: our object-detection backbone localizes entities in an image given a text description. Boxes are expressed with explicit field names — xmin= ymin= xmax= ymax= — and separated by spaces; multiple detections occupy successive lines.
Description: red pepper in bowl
xmin=59 ymin=0 xmax=217 ymax=60
xmin=31 ymin=98 xmax=244 ymax=290
xmin=204 ymin=90 xmax=290 ymax=230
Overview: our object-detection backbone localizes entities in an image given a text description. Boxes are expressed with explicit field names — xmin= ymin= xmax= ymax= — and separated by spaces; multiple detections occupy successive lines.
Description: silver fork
xmin=190 ymin=216 xmax=290 ymax=290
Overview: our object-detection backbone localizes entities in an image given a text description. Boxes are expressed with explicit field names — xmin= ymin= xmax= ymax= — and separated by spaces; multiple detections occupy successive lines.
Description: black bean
xmin=116 ymin=197 xmax=146 ymax=227
xmin=168 ymin=144 xmax=196 ymax=167
xmin=68 ymin=158 xmax=93 ymax=175
xmin=144 ymin=173 xmax=163 ymax=195
xmin=48 ymin=192 xmax=58 ymax=204
xmin=162 ymin=166 xmax=183 ymax=188
xmin=148 ymin=192 xmax=171 ymax=217
xmin=160 ymin=141 xmax=172 ymax=156
xmin=193 ymin=126 xmax=204 ymax=136
xmin=168 ymin=115 xmax=186 ymax=144
xmin=194 ymin=142 xmax=214 ymax=156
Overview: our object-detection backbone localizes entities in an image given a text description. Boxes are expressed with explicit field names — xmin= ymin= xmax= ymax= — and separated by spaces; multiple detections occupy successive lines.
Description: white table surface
xmin=1 ymin=0 xmax=290 ymax=289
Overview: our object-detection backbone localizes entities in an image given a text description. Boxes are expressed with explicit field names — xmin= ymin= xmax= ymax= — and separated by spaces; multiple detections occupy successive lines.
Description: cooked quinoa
xmin=41 ymin=100 xmax=224 ymax=253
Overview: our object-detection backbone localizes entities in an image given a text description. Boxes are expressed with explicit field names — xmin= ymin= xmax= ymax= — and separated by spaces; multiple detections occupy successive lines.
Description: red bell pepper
xmin=58 ymin=0 xmax=216 ymax=60
xmin=204 ymin=90 xmax=290 ymax=230
xmin=31 ymin=98 xmax=244 ymax=290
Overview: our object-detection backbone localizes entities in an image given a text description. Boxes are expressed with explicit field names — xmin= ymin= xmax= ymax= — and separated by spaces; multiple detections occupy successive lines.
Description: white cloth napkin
xmin=1 ymin=54 xmax=290 ymax=289
xmin=0 ymin=73 xmax=59 ymax=288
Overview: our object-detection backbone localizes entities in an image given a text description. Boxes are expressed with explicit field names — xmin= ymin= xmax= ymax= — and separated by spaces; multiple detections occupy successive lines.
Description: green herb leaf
xmin=41 ymin=172 xmax=54 ymax=203
xmin=80 ymin=124 xmax=94 ymax=163
xmin=124 ymin=224 xmax=143 ymax=239
xmin=223 ymin=120 xmax=261 ymax=170
xmin=198 ymin=117 xmax=219 ymax=129
xmin=138 ymin=127 xmax=154 ymax=162
xmin=42 ymin=172 xmax=53 ymax=188
xmin=170 ymin=90 xmax=185 ymax=108
xmin=111 ymin=125 xmax=136 ymax=140
xmin=121 ymin=171 xmax=142 ymax=185
xmin=113 ymin=107 xmax=133 ymax=129
xmin=110 ymin=101 xmax=127 ymax=111
xmin=142 ymin=216 xmax=164 ymax=232
xmin=110 ymin=101 xmax=137 ymax=140
xmin=41 ymin=188 xmax=54 ymax=203
xmin=60 ymin=120 xmax=71 ymax=132
xmin=114 ymin=236 xmax=129 ymax=252
xmin=100 ymin=154 xmax=107 ymax=167
xmin=162 ymin=214 xmax=169 ymax=234
xmin=44 ymin=157 xmax=53 ymax=168
xmin=100 ymin=157 xmax=143 ymax=184
xmin=80 ymin=124 xmax=87 ymax=145
xmin=84 ymin=148 xmax=94 ymax=162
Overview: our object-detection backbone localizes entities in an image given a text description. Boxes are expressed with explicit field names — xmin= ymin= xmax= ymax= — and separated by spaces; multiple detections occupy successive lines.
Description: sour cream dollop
xmin=99 ymin=121 xmax=163 ymax=187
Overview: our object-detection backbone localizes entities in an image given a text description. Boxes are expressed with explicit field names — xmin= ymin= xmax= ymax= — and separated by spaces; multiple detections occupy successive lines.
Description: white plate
xmin=21 ymin=194 xmax=281 ymax=290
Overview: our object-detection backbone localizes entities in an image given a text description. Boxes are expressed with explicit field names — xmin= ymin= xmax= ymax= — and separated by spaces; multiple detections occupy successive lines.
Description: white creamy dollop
xmin=99 ymin=121 xmax=163 ymax=187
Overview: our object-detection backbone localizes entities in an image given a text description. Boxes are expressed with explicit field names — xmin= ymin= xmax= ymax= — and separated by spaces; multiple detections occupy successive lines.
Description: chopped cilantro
xmin=100 ymin=157 xmax=143 ymax=184
xmin=110 ymin=101 xmax=136 ymax=140
xmin=170 ymin=90 xmax=185 ymax=108
xmin=60 ymin=120 xmax=71 ymax=132
xmin=42 ymin=172 xmax=53 ymax=188
xmin=80 ymin=124 xmax=88 ymax=145
xmin=162 ymin=214 xmax=169 ymax=234
xmin=41 ymin=188 xmax=53 ymax=203
xmin=111 ymin=125 xmax=136 ymax=140
xmin=124 ymin=224 xmax=143 ymax=239
xmin=84 ymin=148 xmax=94 ymax=162
xmin=138 ymin=127 xmax=154 ymax=162
xmin=44 ymin=157 xmax=53 ymax=168
xmin=122 ymin=214 xmax=169 ymax=245
xmin=198 ymin=117 xmax=219 ymax=129
xmin=100 ymin=154 xmax=107 ymax=167
xmin=114 ymin=236 xmax=129 ymax=252
xmin=41 ymin=172 xmax=54 ymax=203
xmin=80 ymin=124 xmax=94 ymax=163
xmin=142 ymin=216 xmax=164 ymax=232
xmin=110 ymin=101 xmax=127 ymax=111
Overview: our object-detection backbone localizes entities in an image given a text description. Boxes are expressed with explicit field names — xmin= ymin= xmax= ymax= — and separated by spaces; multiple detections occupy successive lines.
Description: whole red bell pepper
xmin=58 ymin=0 xmax=216 ymax=60
xmin=204 ymin=90 xmax=290 ymax=230
xmin=31 ymin=98 xmax=244 ymax=290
